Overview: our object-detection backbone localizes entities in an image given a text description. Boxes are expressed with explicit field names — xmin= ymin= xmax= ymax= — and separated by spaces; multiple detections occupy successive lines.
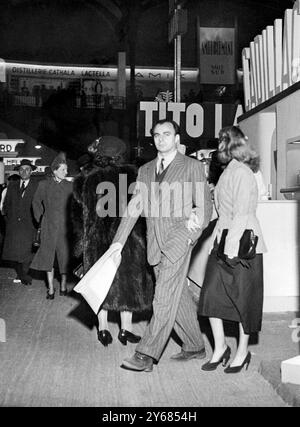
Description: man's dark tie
xmin=158 ymin=158 xmax=165 ymax=175
xmin=20 ymin=181 xmax=26 ymax=196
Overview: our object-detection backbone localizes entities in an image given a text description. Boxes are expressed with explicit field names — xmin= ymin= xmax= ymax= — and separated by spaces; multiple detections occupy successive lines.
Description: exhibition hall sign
xmin=242 ymin=0 xmax=300 ymax=111
xmin=198 ymin=27 xmax=236 ymax=85
xmin=138 ymin=101 xmax=243 ymax=146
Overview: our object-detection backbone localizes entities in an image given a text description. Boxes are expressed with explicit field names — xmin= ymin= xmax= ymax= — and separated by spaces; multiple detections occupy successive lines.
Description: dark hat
xmin=77 ymin=153 xmax=92 ymax=168
xmin=15 ymin=159 xmax=37 ymax=171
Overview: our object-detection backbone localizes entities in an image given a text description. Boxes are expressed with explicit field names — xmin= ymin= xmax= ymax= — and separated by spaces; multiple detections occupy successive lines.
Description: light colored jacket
xmin=113 ymin=152 xmax=213 ymax=265
xmin=211 ymin=159 xmax=267 ymax=257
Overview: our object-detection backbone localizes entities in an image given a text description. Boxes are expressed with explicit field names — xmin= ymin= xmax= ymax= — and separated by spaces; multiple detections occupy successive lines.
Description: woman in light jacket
xmin=198 ymin=126 xmax=267 ymax=373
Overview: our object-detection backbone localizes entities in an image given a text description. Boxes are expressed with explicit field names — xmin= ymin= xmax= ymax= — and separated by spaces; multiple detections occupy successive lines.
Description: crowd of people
xmin=0 ymin=121 xmax=266 ymax=375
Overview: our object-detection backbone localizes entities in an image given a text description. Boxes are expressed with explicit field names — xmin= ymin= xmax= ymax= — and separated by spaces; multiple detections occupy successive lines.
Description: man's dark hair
xmin=150 ymin=119 xmax=181 ymax=136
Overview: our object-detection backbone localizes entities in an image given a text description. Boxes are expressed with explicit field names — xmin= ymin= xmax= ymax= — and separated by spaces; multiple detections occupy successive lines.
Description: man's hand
xmin=101 ymin=242 xmax=123 ymax=269
xmin=107 ymin=242 xmax=123 ymax=255
xmin=186 ymin=209 xmax=201 ymax=233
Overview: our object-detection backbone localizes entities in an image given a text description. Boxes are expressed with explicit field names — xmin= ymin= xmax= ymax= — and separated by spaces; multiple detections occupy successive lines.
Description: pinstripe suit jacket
xmin=113 ymin=152 xmax=212 ymax=265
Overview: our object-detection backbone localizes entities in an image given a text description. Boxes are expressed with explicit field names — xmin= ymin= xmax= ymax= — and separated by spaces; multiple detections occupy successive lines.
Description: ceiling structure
xmin=0 ymin=0 xmax=297 ymax=162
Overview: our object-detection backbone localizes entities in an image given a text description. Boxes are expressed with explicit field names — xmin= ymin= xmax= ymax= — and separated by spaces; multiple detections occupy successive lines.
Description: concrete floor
xmin=0 ymin=266 xmax=298 ymax=407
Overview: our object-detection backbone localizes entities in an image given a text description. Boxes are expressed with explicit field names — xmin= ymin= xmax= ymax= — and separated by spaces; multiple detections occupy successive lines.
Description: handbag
xmin=73 ymin=263 xmax=84 ymax=279
xmin=32 ymin=226 xmax=41 ymax=248
xmin=217 ymin=229 xmax=258 ymax=260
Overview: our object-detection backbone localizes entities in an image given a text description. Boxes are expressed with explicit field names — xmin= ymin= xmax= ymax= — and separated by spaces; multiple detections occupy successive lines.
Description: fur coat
xmin=72 ymin=162 xmax=154 ymax=312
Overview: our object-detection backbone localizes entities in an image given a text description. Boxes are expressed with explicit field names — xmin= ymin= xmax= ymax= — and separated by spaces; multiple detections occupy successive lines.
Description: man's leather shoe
xmin=22 ymin=281 xmax=32 ymax=286
xmin=170 ymin=348 xmax=206 ymax=361
xmin=121 ymin=352 xmax=153 ymax=372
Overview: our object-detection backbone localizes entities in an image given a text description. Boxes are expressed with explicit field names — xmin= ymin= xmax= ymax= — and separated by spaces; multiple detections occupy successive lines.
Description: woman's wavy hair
xmin=218 ymin=125 xmax=260 ymax=172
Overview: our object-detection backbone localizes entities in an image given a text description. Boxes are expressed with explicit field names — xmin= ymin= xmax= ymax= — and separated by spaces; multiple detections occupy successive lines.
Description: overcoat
xmin=30 ymin=178 xmax=73 ymax=272
xmin=72 ymin=163 xmax=154 ymax=312
xmin=2 ymin=179 xmax=38 ymax=263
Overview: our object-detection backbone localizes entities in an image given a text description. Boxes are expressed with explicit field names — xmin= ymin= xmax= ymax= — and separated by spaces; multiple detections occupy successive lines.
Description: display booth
xmin=239 ymin=1 xmax=300 ymax=312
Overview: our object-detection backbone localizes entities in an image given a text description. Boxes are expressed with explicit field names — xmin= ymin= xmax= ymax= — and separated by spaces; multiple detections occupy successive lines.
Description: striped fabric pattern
xmin=113 ymin=152 xmax=213 ymax=266
xmin=136 ymin=247 xmax=205 ymax=360
xmin=112 ymin=152 xmax=212 ymax=361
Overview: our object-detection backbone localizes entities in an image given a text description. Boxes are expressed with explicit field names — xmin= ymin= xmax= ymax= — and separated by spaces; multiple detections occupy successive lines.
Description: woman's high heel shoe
xmin=46 ymin=290 xmax=55 ymax=300
xmin=201 ymin=346 xmax=231 ymax=371
xmin=224 ymin=351 xmax=251 ymax=374
xmin=97 ymin=329 xmax=113 ymax=347
xmin=59 ymin=289 xmax=68 ymax=296
xmin=118 ymin=329 xmax=141 ymax=345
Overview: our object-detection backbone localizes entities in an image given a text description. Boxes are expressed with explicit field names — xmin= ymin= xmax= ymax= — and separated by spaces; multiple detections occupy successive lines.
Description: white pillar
xmin=0 ymin=318 xmax=6 ymax=342
xmin=0 ymin=158 xmax=5 ymax=185
xmin=117 ymin=51 xmax=126 ymax=99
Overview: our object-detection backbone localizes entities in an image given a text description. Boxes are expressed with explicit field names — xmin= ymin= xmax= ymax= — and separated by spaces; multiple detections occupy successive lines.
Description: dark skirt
xmin=198 ymin=250 xmax=264 ymax=334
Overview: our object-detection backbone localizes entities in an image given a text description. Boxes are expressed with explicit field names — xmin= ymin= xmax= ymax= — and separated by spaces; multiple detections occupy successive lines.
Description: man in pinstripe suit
xmin=111 ymin=119 xmax=212 ymax=371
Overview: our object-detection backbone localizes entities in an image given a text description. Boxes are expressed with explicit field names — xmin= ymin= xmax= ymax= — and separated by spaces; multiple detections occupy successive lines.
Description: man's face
xmin=19 ymin=165 xmax=32 ymax=181
xmin=153 ymin=122 xmax=179 ymax=155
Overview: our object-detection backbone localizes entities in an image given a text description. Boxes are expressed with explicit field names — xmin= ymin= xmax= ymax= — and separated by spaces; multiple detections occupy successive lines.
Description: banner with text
xmin=198 ymin=27 xmax=236 ymax=85
xmin=138 ymin=101 xmax=243 ymax=148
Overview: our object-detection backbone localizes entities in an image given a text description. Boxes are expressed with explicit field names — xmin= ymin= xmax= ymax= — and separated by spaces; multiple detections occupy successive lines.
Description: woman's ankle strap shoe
xmin=46 ymin=290 xmax=55 ymax=300
xmin=97 ymin=329 xmax=113 ymax=347
xmin=224 ymin=352 xmax=251 ymax=374
xmin=201 ymin=346 xmax=231 ymax=371
xmin=118 ymin=329 xmax=141 ymax=345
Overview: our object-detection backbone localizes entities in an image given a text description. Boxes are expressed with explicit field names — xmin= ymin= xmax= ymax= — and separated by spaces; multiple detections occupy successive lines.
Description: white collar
xmin=20 ymin=179 xmax=30 ymax=188
xmin=157 ymin=150 xmax=177 ymax=171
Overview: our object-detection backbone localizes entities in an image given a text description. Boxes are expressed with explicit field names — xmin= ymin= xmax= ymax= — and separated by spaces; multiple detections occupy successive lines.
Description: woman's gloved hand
xmin=225 ymin=256 xmax=250 ymax=269
xmin=225 ymin=256 xmax=240 ymax=268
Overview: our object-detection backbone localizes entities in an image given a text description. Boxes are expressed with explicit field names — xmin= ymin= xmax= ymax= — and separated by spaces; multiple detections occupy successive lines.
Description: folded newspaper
xmin=73 ymin=245 xmax=122 ymax=314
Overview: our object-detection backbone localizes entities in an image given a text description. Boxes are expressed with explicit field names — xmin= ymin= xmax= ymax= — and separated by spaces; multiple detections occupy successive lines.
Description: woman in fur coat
xmin=73 ymin=137 xmax=154 ymax=346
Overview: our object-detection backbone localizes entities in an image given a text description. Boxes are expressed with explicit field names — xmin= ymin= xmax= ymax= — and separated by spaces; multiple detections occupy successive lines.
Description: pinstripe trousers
xmin=136 ymin=244 xmax=205 ymax=361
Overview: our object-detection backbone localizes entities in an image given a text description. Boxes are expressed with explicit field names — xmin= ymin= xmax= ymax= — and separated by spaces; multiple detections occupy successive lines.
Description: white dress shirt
xmin=20 ymin=179 xmax=30 ymax=190
xmin=156 ymin=150 xmax=177 ymax=174
xmin=20 ymin=179 xmax=30 ymax=198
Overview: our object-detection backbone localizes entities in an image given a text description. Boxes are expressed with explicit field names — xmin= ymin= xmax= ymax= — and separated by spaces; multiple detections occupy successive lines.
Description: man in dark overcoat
xmin=2 ymin=159 xmax=39 ymax=285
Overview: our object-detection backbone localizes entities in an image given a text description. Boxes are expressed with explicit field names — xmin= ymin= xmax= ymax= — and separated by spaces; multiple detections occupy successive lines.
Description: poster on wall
xmin=198 ymin=27 xmax=236 ymax=85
